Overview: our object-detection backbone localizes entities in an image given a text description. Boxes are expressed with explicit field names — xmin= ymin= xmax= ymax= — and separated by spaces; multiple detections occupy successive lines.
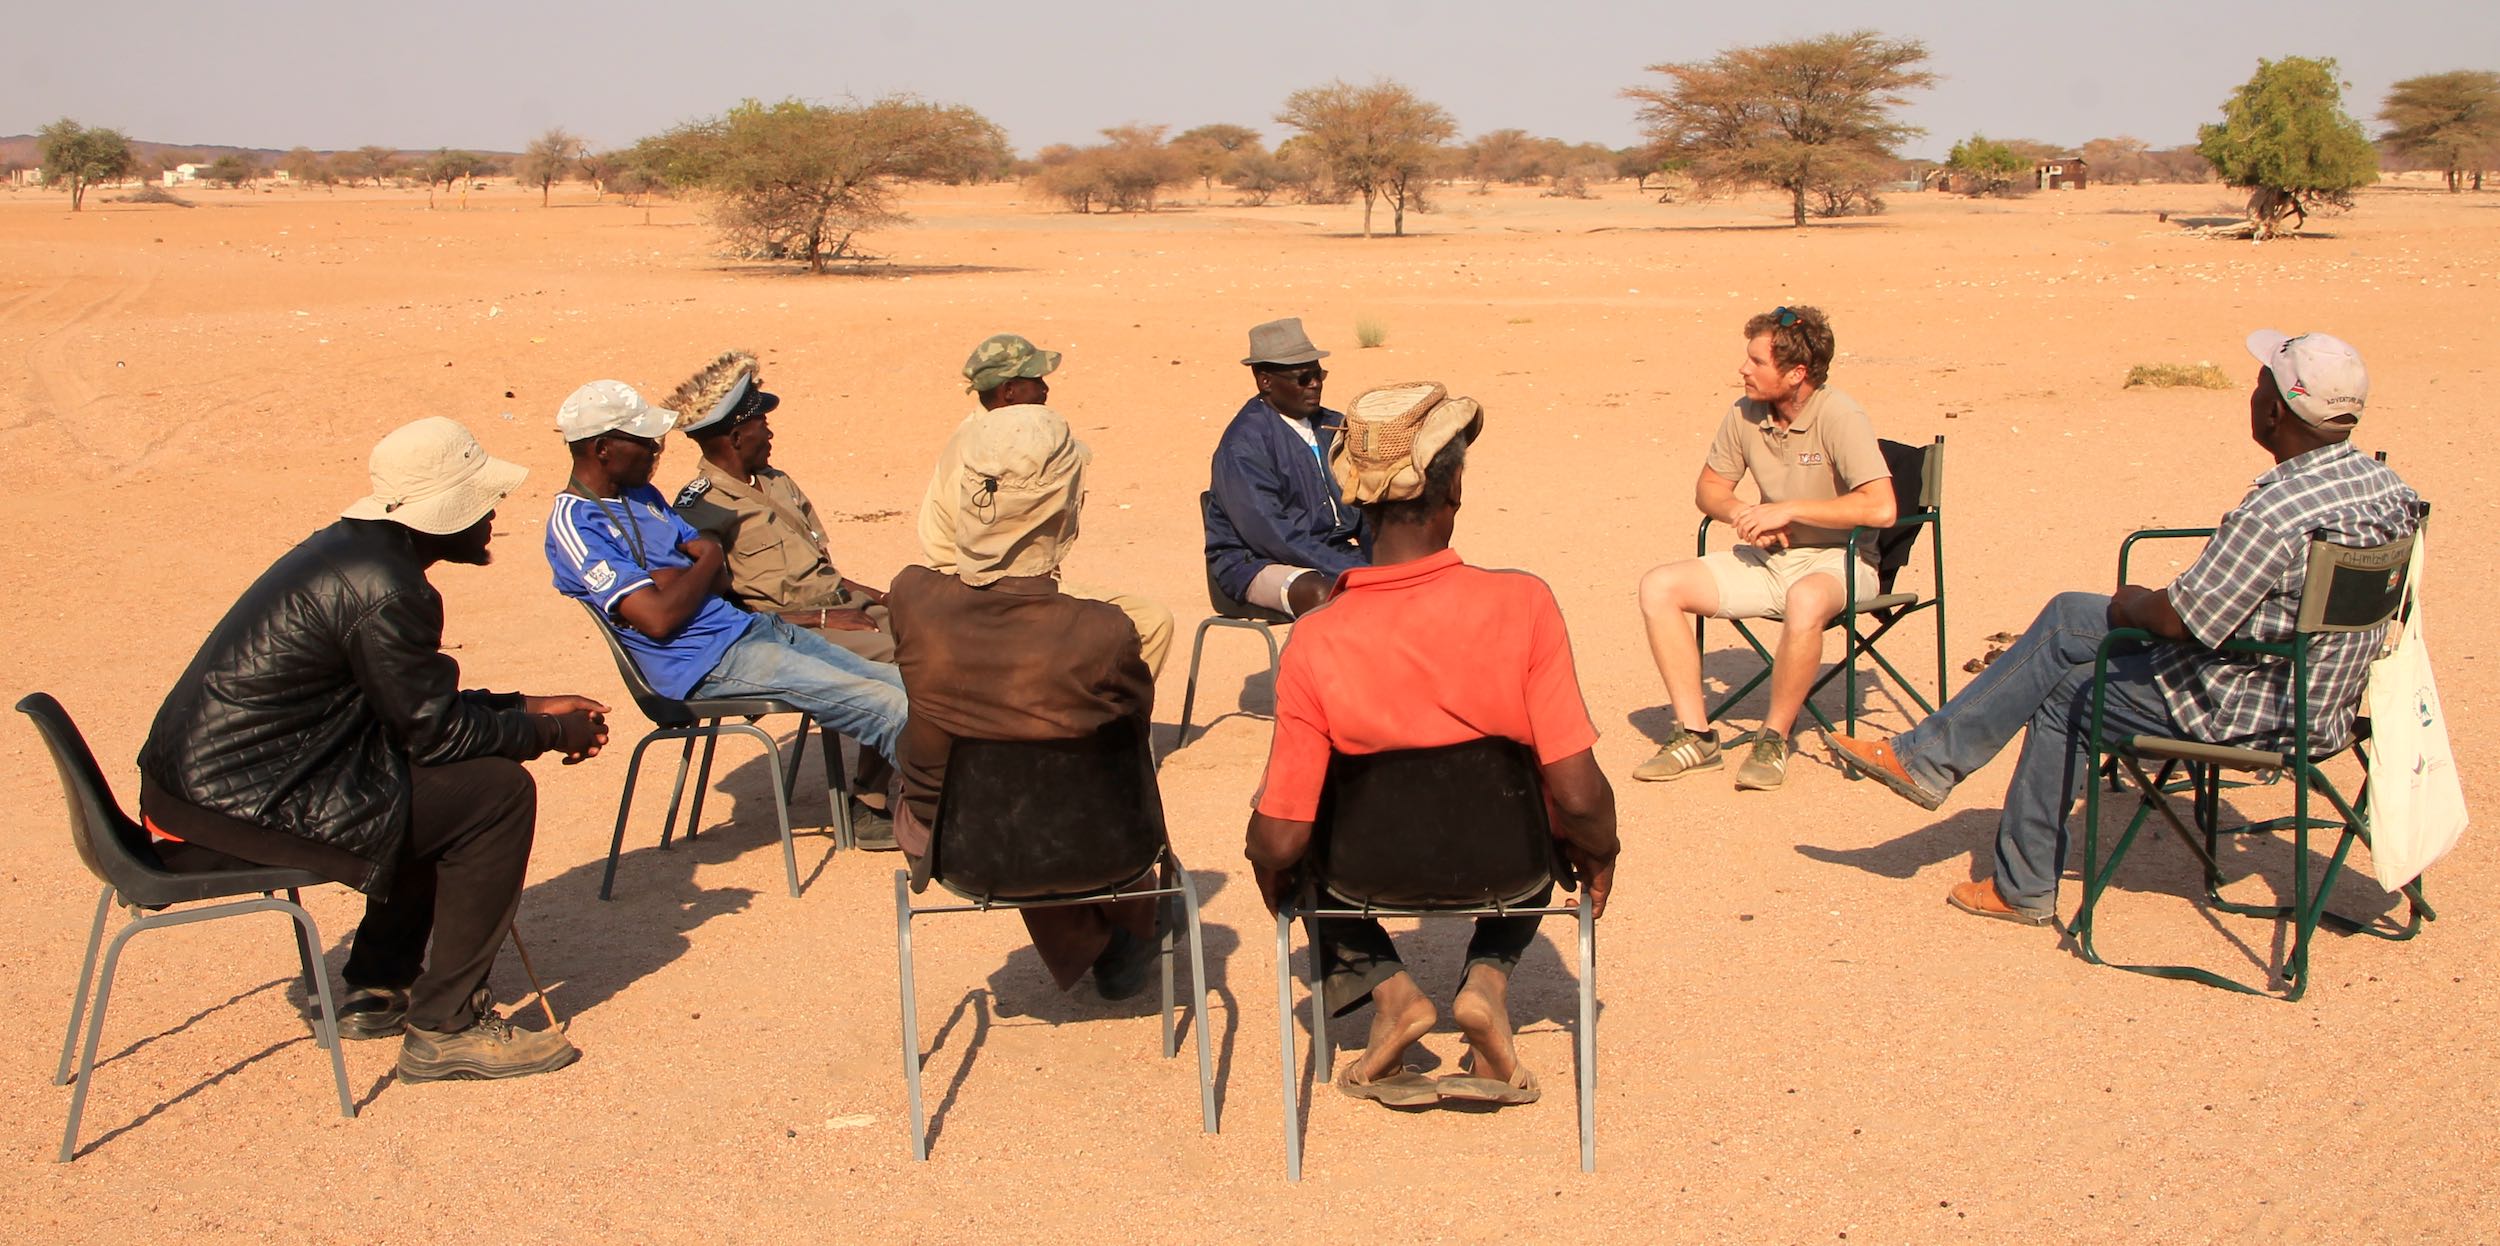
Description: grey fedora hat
xmin=1241 ymin=317 xmax=1331 ymax=367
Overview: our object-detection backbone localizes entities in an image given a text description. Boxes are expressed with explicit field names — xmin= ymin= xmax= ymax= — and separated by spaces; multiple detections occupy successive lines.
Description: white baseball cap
xmin=2246 ymin=330 xmax=2367 ymax=427
xmin=340 ymin=417 xmax=529 ymax=535
xmin=556 ymin=379 xmax=678 ymax=442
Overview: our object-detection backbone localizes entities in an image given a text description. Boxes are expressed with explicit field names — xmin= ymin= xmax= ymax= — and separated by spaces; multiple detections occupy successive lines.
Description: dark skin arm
xmin=520 ymin=694 xmax=612 ymax=764
xmin=611 ymin=537 xmax=728 ymax=640
xmin=2108 ymin=584 xmax=2191 ymax=642
xmin=1247 ymin=746 xmax=1619 ymax=919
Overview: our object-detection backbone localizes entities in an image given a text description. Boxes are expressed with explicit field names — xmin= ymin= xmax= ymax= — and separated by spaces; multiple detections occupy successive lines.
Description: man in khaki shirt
xmin=916 ymin=333 xmax=1174 ymax=676
xmin=1634 ymin=306 xmax=1895 ymax=791
xmin=666 ymin=351 xmax=899 ymax=814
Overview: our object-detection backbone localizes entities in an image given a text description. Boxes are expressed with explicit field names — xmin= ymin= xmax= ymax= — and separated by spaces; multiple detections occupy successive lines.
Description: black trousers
xmin=155 ymin=758 xmax=536 ymax=1034
xmin=1313 ymin=884 xmax=1550 ymax=1018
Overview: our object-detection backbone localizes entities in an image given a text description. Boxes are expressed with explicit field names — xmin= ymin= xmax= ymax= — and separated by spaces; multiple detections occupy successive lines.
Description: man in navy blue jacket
xmin=1204 ymin=318 xmax=1369 ymax=615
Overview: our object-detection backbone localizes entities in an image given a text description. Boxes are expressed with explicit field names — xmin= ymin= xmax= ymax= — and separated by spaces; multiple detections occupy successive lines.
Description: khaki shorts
xmin=1701 ymin=544 xmax=1878 ymax=621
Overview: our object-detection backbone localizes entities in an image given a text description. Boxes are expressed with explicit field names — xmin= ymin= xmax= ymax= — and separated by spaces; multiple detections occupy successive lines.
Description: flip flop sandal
xmin=1435 ymin=1065 xmax=1542 ymax=1106
xmin=1335 ymin=1060 xmax=1441 ymax=1108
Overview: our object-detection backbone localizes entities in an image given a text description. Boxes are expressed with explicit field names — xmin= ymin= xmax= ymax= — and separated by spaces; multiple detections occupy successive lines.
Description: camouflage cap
xmin=962 ymin=333 xmax=1062 ymax=394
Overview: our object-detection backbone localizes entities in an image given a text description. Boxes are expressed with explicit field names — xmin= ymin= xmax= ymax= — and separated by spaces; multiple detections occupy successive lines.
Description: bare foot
xmin=1351 ymin=972 xmax=1437 ymax=1082
xmin=1451 ymin=963 xmax=1519 ymax=1083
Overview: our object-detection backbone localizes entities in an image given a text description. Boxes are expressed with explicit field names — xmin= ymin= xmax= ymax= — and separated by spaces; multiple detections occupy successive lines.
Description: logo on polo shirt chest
xmin=1797 ymin=451 xmax=1826 ymax=466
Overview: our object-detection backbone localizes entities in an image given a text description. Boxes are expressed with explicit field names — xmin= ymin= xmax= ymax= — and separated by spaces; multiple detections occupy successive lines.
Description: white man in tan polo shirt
xmin=1635 ymin=305 xmax=1895 ymax=791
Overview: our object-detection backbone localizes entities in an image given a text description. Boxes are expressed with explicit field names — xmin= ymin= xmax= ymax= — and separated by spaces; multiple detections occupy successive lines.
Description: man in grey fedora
xmin=1204 ymin=317 xmax=1369 ymax=617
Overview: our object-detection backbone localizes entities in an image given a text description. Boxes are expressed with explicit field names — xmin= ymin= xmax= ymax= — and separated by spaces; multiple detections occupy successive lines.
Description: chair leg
xmin=1158 ymin=860 xmax=1177 ymax=1061
xmin=1172 ymin=616 xmax=1222 ymax=760
xmin=720 ymin=721 xmax=801 ymax=899
xmin=60 ymin=916 xmax=147 ymax=1162
xmin=275 ymin=896 xmax=355 ymax=1119
xmin=1577 ymin=899 xmax=1597 ymax=1174
xmin=600 ymin=732 xmax=671 ymax=901
xmin=1275 ymin=907 xmax=1301 ymax=1182
xmin=680 ymin=725 xmax=724 ymax=844
xmin=654 ymin=733 xmax=699 ymax=850
xmin=1178 ymin=865 xmax=1216 ymax=1135
xmin=1307 ymin=920 xmax=1331 ymax=1095
xmin=285 ymin=887 xmax=329 ymax=1049
xmin=895 ymin=869 xmax=928 ymax=1161
xmin=56 ymin=885 xmax=112 ymax=1086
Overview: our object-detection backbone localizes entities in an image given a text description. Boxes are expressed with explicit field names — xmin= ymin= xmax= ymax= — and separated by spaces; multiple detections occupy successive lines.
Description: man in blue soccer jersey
xmin=544 ymin=380 xmax=910 ymax=840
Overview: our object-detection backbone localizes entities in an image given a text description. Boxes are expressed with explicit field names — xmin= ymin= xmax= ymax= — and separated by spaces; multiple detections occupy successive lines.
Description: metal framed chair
xmin=2074 ymin=520 xmax=2435 ymax=1000
xmin=1174 ymin=492 xmax=1293 ymax=759
xmin=576 ymin=601 xmax=852 ymax=900
xmin=894 ymin=717 xmax=1214 ymax=1159
xmin=1696 ymin=436 xmax=1947 ymax=740
xmin=18 ymin=692 xmax=354 ymax=1163
xmin=1274 ymin=737 xmax=1596 ymax=1181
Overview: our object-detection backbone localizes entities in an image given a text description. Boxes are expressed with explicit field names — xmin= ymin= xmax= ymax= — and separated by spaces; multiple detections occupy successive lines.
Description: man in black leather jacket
xmin=139 ymin=417 xmax=608 ymax=1082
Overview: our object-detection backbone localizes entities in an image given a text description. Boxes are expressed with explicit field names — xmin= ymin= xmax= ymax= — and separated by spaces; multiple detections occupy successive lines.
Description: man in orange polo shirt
xmin=1246 ymin=382 xmax=1619 ymax=1109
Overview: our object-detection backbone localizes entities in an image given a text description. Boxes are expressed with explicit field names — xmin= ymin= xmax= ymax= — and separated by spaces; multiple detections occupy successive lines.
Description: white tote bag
xmin=2362 ymin=532 xmax=2467 ymax=890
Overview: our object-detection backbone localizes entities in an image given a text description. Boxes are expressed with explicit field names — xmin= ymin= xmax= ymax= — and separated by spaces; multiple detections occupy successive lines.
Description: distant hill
xmin=0 ymin=134 xmax=518 ymax=171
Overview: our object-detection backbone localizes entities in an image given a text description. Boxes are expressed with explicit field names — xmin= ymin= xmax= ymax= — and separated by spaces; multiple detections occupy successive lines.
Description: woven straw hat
xmin=1330 ymin=381 xmax=1484 ymax=506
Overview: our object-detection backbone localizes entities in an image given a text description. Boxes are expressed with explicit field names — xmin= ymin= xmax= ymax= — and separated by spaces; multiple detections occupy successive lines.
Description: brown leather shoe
xmin=1946 ymin=879 xmax=2054 ymax=926
xmin=1817 ymin=729 xmax=1947 ymax=810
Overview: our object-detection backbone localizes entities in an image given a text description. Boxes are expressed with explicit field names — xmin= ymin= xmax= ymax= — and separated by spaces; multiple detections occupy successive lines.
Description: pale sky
xmin=7 ymin=1 xmax=2495 ymax=159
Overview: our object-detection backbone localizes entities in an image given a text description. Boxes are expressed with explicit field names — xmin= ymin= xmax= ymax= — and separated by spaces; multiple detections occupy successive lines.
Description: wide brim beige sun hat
xmin=340 ymin=415 xmax=530 ymax=535
xmin=1330 ymin=381 xmax=1485 ymax=506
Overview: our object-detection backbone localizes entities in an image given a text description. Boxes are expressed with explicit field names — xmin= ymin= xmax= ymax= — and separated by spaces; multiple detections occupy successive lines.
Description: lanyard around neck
xmin=567 ymin=477 xmax=650 ymax=570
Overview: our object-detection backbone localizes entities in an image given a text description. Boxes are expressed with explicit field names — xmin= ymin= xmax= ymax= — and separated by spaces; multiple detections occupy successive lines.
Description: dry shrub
xmin=2124 ymin=363 xmax=2233 ymax=390
xmin=109 ymin=185 xmax=195 ymax=207
xmin=1354 ymin=315 xmax=1388 ymax=348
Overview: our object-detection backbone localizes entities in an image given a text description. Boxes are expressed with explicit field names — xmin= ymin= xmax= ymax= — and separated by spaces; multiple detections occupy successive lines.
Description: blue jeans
xmin=693 ymin=616 xmax=908 ymax=763
xmin=1891 ymin=592 xmax=2180 ymax=912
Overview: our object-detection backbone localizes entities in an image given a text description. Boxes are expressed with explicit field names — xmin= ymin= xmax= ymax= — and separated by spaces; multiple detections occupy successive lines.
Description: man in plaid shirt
xmin=1823 ymin=331 xmax=2419 ymax=925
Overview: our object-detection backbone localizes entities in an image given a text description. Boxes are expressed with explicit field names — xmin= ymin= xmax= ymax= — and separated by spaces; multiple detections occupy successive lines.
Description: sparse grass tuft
xmin=110 ymin=185 xmax=195 ymax=208
xmin=2123 ymin=362 xmax=2231 ymax=390
xmin=1354 ymin=315 xmax=1388 ymax=349
xmin=1506 ymin=316 xmax=1534 ymax=325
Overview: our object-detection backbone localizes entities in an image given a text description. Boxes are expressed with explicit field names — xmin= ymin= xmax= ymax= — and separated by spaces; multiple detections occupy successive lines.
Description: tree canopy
xmin=2379 ymin=70 xmax=2500 ymax=192
xmin=1944 ymin=134 xmax=2028 ymax=195
xmin=2197 ymin=56 xmax=2378 ymax=234
xmin=1277 ymin=79 xmax=1457 ymax=237
xmin=1626 ymin=30 xmax=1934 ymax=226
xmin=637 ymin=96 xmax=1006 ymax=272
xmin=517 ymin=128 xmax=584 ymax=205
xmin=37 ymin=118 xmax=135 ymax=211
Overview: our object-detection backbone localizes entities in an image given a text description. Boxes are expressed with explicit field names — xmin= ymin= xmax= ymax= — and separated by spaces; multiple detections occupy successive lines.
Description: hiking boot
xmin=335 ymin=986 xmax=409 ymax=1041
xmin=397 ymin=993 xmax=580 ymax=1082
xmin=848 ymin=800 xmax=897 ymax=852
xmin=1632 ymin=727 xmax=1723 ymax=782
xmin=1091 ymin=928 xmax=1160 ymax=1001
xmin=1733 ymin=734 xmax=1791 ymax=791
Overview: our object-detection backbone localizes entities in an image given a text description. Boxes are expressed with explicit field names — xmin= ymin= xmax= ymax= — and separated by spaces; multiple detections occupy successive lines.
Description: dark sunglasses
xmin=1262 ymin=366 xmax=1327 ymax=388
xmin=599 ymin=432 xmax=662 ymax=454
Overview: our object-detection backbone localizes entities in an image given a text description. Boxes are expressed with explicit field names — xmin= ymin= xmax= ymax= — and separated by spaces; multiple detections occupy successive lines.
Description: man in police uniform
xmin=664 ymin=351 xmax=898 ymax=806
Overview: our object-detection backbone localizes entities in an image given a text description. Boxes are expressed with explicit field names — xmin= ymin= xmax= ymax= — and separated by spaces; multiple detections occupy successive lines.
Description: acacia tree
xmin=516 ymin=127 xmax=583 ymax=205
xmin=348 ymin=145 xmax=401 ymax=186
xmin=1173 ymin=123 xmax=1262 ymax=201
xmin=2379 ymin=70 xmax=2500 ymax=192
xmin=639 ymin=96 xmax=1003 ymax=273
xmin=1277 ymin=79 xmax=1456 ymax=237
xmin=37 ymin=119 xmax=135 ymax=211
xmin=2198 ymin=56 xmax=2378 ymax=236
xmin=1945 ymin=134 xmax=2030 ymax=195
xmin=1625 ymin=30 xmax=1933 ymax=226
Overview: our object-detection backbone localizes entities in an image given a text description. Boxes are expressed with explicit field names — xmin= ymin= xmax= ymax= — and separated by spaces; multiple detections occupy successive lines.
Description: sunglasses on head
xmin=1771 ymin=306 xmax=1800 ymax=327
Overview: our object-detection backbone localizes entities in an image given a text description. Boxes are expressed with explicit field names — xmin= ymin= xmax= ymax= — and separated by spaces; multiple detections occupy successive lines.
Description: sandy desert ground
xmin=1 ymin=173 xmax=2494 ymax=1243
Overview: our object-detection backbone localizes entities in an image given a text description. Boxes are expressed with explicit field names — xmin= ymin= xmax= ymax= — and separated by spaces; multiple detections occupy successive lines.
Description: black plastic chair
xmin=577 ymin=601 xmax=852 ymax=900
xmin=1273 ymin=737 xmax=1597 ymax=1180
xmin=893 ymin=718 xmax=1214 ymax=1159
xmin=1696 ymin=436 xmax=1948 ymax=739
xmin=1174 ymin=492 xmax=1293 ymax=759
xmin=2075 ymin=520 xmax=2434 ymax=999
xmin=18 ymin=693 xmax=354 ymax=1163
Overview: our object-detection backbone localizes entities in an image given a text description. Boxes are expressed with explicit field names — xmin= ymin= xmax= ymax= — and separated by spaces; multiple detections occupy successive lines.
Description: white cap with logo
xmin=2246 ymin=330 xmax=2367 ymax=427
xmin=556 ymin=379 xmax=678 ymax=442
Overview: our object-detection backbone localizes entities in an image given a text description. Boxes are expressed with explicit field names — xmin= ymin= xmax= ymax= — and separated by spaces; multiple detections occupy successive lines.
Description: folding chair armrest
xmin=2215 ymin=636 xmax=2294 ymax=660
xmin=1694 ymin=514 xmax=1715 ymax=556
xmin=2087 ymin=627 xmax=2158 ymax=745
xmin=2116 ymin=527 xmax=2219 ymax=583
